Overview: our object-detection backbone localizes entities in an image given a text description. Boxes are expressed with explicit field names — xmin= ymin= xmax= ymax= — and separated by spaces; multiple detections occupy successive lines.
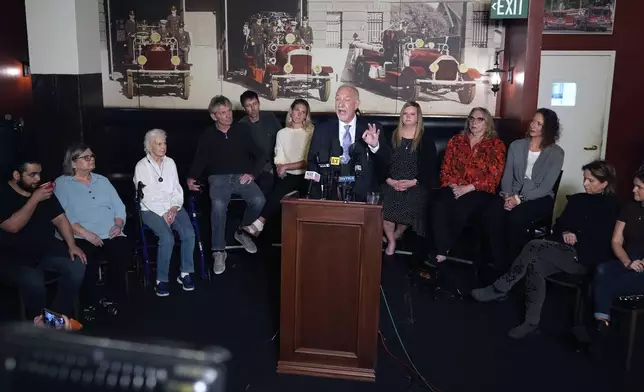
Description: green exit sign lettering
xmin=491 ymin=0 xmax=529 ymax=19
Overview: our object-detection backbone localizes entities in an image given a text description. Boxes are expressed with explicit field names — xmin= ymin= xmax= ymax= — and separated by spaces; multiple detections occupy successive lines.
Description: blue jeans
xmin=141 ymin=208 xmax=195 ymax=282
xmin=594 ymin=259 xmax=644 ymax=320
xmin=208 ymin=174 xmax=265 ymax=251
xmin=0 ymin=255 xmax=86 ymax=319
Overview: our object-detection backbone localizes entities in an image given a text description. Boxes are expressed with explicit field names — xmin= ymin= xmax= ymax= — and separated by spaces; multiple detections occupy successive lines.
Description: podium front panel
xmin=278 ymin=199 xmax=382 ymax=382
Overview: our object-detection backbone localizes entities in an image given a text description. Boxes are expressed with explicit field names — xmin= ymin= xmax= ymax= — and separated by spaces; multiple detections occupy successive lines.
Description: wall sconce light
xmin=486 ymin=50 xmax=514 ymax=95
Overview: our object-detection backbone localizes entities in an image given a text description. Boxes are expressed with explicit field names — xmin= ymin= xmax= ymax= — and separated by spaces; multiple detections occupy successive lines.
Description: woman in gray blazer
xmin=483 ymin=108 xmax=565 ymax=269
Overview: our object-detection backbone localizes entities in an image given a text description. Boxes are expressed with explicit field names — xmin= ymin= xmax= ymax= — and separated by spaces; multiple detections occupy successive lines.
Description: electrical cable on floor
xmin=380 ymin=285 xmax=442 ymax=392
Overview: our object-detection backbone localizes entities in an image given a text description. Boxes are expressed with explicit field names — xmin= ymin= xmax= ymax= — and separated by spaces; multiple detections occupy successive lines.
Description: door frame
xmin=541 ymin=50 xmax=616 ymax=159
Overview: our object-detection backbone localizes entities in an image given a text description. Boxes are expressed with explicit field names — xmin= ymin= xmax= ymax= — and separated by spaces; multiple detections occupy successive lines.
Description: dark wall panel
xmin=542 ymin=1 xmax=644 ymax=198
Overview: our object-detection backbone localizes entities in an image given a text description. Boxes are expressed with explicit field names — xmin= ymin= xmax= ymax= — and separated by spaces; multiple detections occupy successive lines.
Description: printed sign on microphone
xmin=304 ymin=171 xmax=321 ymax=182
xmin=338 ymin=175 xmax=356 ymax=183
xmin=330 ymin=156 xmax=341 ymax=166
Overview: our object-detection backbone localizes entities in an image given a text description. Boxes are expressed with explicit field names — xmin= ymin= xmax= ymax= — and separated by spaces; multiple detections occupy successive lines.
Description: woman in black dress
xmin=381 ymin=101 xmax=437 ymax=255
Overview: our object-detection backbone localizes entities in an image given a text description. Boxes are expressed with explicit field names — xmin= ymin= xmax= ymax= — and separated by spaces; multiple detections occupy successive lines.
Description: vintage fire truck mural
xmin=347 ymin=28 xmax=480 ymax=104
xmin=227 ymin=11 xmax=334 ymax=102
xmin=101 ymin=1 xmax=504 ymax=116
xmin=123 ymin=24 xmax=192 ymax=100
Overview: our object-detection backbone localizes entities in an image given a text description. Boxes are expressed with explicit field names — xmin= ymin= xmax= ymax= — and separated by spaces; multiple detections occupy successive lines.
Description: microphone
xmin=338 ymin=176 xmax=356 ymax=202
xmin=304 ymin=171 xmax=321 ymax=182
xmin=305 ymin=170 xmax=321 ymax=199
xmin=349 ymin=142 xmax=364 ymax=177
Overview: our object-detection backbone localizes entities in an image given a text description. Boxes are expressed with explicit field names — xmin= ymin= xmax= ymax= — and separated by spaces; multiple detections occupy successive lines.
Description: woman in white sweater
xmin=245 ymin=99 xmax=314 ymax=236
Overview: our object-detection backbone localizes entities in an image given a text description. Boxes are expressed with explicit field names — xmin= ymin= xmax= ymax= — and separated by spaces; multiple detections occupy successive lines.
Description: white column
xmin=25 ymin=0 xmax=101 ymax=75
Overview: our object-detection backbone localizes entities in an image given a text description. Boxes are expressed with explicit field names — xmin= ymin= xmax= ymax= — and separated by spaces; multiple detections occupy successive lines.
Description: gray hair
xmin=62 ymin=143 xmax=91 ymax=176
xmin=144 ymin=129 xmax=167 ymax=153
xmin=336 ymin=84 xmax=360 ymax=100
xmin=208 ymin=95 xmax=232 ymax=113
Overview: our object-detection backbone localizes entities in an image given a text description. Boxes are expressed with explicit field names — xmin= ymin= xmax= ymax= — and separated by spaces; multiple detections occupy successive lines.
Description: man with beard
xmin=0 ymin=157 xmax=87 ymax=320
xmin=306 ymin=84 xmax=391 ymax=201
xmin=239 ymin=90 xmax=282 ymax=197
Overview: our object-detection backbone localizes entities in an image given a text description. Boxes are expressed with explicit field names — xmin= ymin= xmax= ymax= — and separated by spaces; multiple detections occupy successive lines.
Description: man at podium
xmin=306 ymin=84 xmax=391 ymax=202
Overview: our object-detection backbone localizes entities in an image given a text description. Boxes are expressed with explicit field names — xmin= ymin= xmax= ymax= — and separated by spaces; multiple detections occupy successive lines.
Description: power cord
xmin=380 ymin=285 xmax=442 ymax=392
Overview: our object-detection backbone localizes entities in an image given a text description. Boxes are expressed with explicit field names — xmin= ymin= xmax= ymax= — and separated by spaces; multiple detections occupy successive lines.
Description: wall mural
xmin=99 ymin=1 xmax=504 ymax=115
xmin=543 ymin=0 xmax=616 ymax=35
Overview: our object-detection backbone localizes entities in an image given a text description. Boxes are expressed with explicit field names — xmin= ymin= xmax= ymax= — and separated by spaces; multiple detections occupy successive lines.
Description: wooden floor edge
xmin=277 ymin=361 xmax=376 ymax=382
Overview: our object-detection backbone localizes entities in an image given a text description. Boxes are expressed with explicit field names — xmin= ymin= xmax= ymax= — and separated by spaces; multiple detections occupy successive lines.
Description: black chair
xmin=526 ymin=170 xmax=564 ymax=239
xmin=10 ymin=271 xmax=80 ymax=321
xmin=545 ymin=272 xmax=591 ymax=327
xmin=611 ymin=295 xmax=644 ymax=371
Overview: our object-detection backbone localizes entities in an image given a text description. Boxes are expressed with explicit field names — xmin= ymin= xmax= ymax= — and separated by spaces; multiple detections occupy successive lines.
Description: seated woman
xmin=244 ymin=99 xmax=313 ymax=236
xmin=54 ymin=143 xmax=130 ymax=321
xmin=381 ymin=101 xmax=436 ymax=256
xmin=592 ymin=168 xmax=644 ymax=333
xmin=134 ymin=129 xmax=195 ymax=297
xmin=431 ymin=107 xmax=506 ymax=263
xmin=484 ymin=108 xmax=565 ymax=269
xmin=471 ymin=160 xmax=620 ymax=339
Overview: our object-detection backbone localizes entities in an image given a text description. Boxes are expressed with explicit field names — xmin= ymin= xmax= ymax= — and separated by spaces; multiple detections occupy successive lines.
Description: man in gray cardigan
xmin=483 ymin=108 xmax=565 ymax=269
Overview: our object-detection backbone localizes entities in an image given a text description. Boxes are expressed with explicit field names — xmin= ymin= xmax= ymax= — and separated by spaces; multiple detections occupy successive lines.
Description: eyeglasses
xmin=468 ymin=116 xmax=485 ymax=124
xmin=75 ymin=154 xmax=96 ymax=162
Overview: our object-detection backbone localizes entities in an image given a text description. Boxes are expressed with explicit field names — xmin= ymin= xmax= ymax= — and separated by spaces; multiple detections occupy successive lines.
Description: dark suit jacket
xmin=307 ymin=116 xmax=391 ymax=201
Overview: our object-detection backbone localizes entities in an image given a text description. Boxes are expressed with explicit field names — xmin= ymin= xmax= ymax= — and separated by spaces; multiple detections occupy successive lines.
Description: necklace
xmin=147 ymin=157 xmax=164 ymax=182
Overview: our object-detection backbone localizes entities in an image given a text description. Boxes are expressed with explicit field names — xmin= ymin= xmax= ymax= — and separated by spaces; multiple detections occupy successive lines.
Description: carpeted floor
xmin=1 ymin=243 xmax=643 ymax=392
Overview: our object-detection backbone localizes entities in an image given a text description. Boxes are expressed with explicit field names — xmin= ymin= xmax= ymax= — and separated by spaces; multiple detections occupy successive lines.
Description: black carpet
xmin=2 ymin=246 xmax=643 ymax=392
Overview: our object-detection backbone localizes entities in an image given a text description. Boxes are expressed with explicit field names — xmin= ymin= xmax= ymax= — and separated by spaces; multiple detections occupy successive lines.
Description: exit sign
xmin=491 ymin=0 xmax=529 ymax=19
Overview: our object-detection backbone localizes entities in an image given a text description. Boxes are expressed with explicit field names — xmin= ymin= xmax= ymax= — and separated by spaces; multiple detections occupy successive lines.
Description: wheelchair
xmin=133 ymin=182 xmax=211 ymax=289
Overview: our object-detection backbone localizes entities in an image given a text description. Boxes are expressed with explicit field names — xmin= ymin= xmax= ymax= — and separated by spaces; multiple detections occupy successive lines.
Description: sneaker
xmin=98 ymin=298 xmax=119 ymax=316
xmin=83 ymin=305 xmax=97 ymax=322
xmin=235 ymin=230 xmax=258 ymax=253
xmin=155 ymin=281 xmax=170 ymax=297
xmin=176 ymin=274 xmax=195 ymax=291
xmin=508 ymin=322 xmax=539 ymax=339
xmin=471 ymin=285 xmax=507 ymax=302
xmin=213 ymin=251 xmax=227 ymax=275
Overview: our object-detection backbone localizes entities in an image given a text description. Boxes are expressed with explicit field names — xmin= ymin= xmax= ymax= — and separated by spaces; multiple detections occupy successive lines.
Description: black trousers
xmin=431 ymin=187 xmax=496 ymax=256
xmin=261 ymin=173 xmax=305 ymax=220
xmin=256 ymin=170 xmax=275 ymax=199
xmin=483 ymin=195 xmax=554 ymax=268
xmin=76 ymin=237 xmax=131 ymax=306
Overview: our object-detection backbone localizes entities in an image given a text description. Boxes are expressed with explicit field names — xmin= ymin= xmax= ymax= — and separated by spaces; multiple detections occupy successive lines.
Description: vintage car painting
xmin=123 ymin=28 xmax=192 ymax=100
xmin=348 ymin=29 xmax=480 ymax=104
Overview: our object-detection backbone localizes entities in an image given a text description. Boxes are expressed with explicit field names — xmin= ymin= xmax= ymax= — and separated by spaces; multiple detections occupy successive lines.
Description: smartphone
xmin=42 ymin=308 xmax=65 ymax=329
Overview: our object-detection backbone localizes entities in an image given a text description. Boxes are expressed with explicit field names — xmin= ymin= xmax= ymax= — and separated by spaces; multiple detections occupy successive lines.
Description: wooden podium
xmin=277 ymin=198 xmax=383 ymax=382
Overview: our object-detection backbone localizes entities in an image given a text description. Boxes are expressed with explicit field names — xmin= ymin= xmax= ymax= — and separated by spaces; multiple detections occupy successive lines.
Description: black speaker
xmin=0 ymin=323 xmax=230 ymax=391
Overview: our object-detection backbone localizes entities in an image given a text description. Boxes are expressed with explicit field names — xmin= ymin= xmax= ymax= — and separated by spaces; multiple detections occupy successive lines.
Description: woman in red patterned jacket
xmin=431 ymin=107 xmax=506 ymax=264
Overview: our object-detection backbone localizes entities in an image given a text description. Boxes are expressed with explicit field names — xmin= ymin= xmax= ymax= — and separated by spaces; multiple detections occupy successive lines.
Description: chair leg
xmin=19 ymin=294 xmax=26 ymax=321
xmin=573 ymin=288 xmax=583 ymax=327
xmin=625 ymin=313 xmax=638 ymax=371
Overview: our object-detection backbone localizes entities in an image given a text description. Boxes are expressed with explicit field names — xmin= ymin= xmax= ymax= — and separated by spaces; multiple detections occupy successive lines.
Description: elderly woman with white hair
xmin=133 ymin=129 xmax=196 ymax=297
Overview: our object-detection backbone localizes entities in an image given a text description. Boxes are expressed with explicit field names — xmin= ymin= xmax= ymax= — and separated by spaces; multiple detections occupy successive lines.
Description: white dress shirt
xmin=133 ymin=155 xmax=184 ymax=216
xmin=274 ymin=127 xmax=313 ymax=175
xmin=338 ymin=115 xmax=380 ymax=153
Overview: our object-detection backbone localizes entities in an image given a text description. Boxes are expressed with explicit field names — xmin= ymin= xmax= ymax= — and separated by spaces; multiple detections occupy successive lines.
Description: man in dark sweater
xmin=238 ymin=90 xmax=282 ymax=197
xmin=187 ymin=96 xmax=266 ymax=275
